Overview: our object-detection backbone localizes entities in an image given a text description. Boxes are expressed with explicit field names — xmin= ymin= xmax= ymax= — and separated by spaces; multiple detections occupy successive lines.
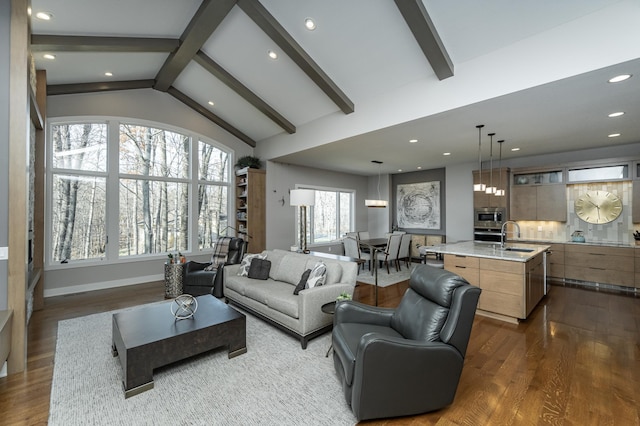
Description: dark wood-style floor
xmin=1 ymin=278 xmax=638 ymax=425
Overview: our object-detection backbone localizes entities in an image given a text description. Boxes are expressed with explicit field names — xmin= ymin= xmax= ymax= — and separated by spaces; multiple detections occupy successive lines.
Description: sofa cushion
xmin=248 ymin=258 xmax=271 ymax=280
xmin=266 ymin=249 xmax=288 ymax=280
xmin=306 ymin=262 xmax=326 ymax=288
xmin=238 ymin=253 xmax=267 ymax=276
xmin=225 ymin=275 xmax=250 ymax=296
xmin=265 ymin=282 xmax=300 ymax=318
xmin=273 ymin=254 xmax=307 ymax=285
xmin=294 ymin=269 xmax=312 ymax=295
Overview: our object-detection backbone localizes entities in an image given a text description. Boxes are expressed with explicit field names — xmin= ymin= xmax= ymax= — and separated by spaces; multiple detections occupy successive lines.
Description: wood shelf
xmin=235 ymin=168 xmax=266 ymax=253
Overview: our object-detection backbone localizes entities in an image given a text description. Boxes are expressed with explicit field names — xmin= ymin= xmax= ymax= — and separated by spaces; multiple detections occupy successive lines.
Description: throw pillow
xmin=293 ymin=269 xmax=312 ymax=295
xmin=305 ymin=262 xmax=327 ymax=289
xmin=238 ymin=253 xmax=267 ymax=277
xmin=247 ymin=258 xmax=271 ymax=280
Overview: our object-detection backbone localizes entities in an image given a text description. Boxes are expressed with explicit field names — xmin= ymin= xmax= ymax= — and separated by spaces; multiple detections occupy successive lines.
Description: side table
xmin=321 ymin=301 xmax=337 ymax=357
xmin=164 ymin=262 xmax=184 ymax=298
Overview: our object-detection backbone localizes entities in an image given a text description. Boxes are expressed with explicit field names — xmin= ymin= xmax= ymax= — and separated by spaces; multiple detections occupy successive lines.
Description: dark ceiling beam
xmin=31 ymin=35 xmax=179 ymax=52
xmin=237 ymin=0 xmax=354 ymax=115
xmin=47 ymin=79 xmax=155 ymax=96
xmin=154 ymin=0 xmax=237 ymax=92
xmin=194 ymin=51 xmax=296 ymax=134
xmin=167 ymin=87 xmax=255 ymax=147
xmin=393 ymin=0 xmax=454 ymax=80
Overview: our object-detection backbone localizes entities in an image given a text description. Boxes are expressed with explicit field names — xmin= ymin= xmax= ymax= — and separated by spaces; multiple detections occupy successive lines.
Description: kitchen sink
xmin=503 ymin=247 xmax=535 ymax=253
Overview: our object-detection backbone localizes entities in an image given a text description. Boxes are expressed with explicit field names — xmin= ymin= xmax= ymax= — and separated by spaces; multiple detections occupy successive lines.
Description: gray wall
xmin=265 ymin=161 xmax=369 ymax=251
xmin=391 ymin=168 xmax=446 ymax=236
xmin=0 ymin=2 xmax=11 ymax=310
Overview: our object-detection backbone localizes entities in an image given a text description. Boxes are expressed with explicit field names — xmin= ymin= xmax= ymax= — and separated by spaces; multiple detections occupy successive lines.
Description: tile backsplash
xmin=516 ymin=181 xmax=638 ymax=245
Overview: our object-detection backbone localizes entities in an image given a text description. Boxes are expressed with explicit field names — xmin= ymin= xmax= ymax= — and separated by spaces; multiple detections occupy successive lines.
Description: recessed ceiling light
xmin=267 ymin=50 xmax=278 ymax=60
xmin=511 ymin=147 xmax=520 ymax=151
xmin=104 ymin=72 xmax=113 ymax=77
xmin=208 ymin=101 xmax=215 ymax=106
xmin=35 ymin=11 xmax=52 ymax=20
xmin=608 ymin=133 xmax=621 ymax=138
xmin=397 ymin=169 xmax=402 ymax=172
xmin=409 ymin=139 xmax=418 ymax=143
xmin=608 ymin=74 xmax=631 ymax=83
xmin=443 ymin=152 xmax=451 ymax=156
xmin=304 ymin=18 xmax=316 ymax=31
xmin=417 ymin=166 xmax=422 ymax=170
xmin=43 ymin=53 xmax=56 ymax=60
xmin=608 ymin=111 xmax=624 ymax=117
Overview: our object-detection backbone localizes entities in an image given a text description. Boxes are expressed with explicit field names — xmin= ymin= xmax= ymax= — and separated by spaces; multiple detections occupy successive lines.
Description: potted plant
xmin=235 ymin=155 xmax=262 ymax=170
xmin=336 ymin=292 xmax=352 ymax=302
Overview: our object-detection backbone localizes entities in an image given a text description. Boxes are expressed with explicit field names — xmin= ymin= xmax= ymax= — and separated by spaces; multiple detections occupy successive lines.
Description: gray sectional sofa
xmin=223 ymin=249 xmax=358 ymax=348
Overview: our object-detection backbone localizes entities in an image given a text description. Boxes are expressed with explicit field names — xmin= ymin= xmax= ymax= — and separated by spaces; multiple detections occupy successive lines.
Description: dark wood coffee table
xmin=112 ymin=295 xmax=246 ymax=398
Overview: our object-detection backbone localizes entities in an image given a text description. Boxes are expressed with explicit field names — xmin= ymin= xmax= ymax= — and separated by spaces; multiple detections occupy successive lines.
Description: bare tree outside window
xmin=119 ymin=124 xmax=190 ymax=255
xmin=51 ymin=123 xmax=107 ymax=262
xmin=197 ymin=141 xmax=230 ymax=249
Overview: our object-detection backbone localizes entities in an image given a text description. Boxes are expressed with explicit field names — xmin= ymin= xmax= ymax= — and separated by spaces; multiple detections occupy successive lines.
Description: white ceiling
xmin=31 ymin=0 xmax=640 ymax=175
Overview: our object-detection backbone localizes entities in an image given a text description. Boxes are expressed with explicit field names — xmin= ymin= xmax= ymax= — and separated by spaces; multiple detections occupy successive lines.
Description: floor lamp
xmin=290 ymin=189 xmax=315 ymax=253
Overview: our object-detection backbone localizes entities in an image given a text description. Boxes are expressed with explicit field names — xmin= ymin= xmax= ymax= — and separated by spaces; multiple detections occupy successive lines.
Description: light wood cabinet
xmin=547 ymin=243 xmax=565 ymax=280
xmin=445 ymin=252 xmax=546 ymax=321
xmin=510 ymin=184 xmax=566 ymax=221
xmin=473 ymin=168 xmax=509 ymax=209
xmin=444 ymin=254 xmax=479 ymax=286
xmin=235 ymin=168 xmax=266 ymax=253
xmin=564 ymin=244 xmax=634 ymax=287
xmin=635 ymin=248 xmax=640 ymax=288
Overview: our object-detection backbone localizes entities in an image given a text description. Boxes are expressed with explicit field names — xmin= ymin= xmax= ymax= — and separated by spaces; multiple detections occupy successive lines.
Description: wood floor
xmin=1 ymin=279 xmax=638 ymax=425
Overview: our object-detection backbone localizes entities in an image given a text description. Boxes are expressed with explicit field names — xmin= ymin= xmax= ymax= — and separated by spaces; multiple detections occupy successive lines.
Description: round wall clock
xmin=574 ymin=190 xmax=622 ymax=224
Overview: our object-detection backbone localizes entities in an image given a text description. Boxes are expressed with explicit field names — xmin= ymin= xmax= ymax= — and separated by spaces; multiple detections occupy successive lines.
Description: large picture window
xmin=297 ymin=187 xmax=354 ymax=244
xmin=48 ymin=119 xmax=232 ymax=265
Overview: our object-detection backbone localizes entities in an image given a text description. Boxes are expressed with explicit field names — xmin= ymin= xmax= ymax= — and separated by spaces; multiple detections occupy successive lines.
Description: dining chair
xmin=398 ymin=233 xmax=412 ymax=270
xmin=375 ymin=233 xmax=402 ymax=273
xmin=358 ymin=231 xmax=370 ymax=240
xmin=343 ymin=236 xmax=370 ymax=272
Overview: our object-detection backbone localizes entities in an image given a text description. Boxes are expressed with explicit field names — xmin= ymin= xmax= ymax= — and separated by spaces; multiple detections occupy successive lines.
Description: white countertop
xmin=421 ymin=241 xmax=550 ymax=262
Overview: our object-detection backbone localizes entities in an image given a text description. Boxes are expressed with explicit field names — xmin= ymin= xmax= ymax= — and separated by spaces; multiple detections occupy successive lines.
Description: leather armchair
xmin=183 ymin=238 xmax=246 ymax=298
xmin=332 ymin=265 xmax=481 ymax=421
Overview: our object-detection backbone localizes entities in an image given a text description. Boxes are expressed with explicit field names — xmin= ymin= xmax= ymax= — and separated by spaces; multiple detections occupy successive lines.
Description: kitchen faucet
xmin=500 ymin=221 xmax=521 ymax=248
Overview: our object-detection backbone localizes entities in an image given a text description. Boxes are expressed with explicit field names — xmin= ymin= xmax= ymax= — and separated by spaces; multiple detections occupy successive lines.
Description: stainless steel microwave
xmin=474 ymin=207 xmax=506 ymax=228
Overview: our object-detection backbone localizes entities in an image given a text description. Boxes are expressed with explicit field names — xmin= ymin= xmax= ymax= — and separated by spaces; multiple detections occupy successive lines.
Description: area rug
xmin=356 ymin=264 xmax=415 ymax=287
xmin=49 ymin=306 xmax=357 ymax=426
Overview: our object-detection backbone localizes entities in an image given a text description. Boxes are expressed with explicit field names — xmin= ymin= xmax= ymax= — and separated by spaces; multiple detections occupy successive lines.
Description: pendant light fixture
xmin=365 ymin=160 xmax=387 ymax=208
xmin=495 ymin=140 xmax=505 ymax=196
xmin=485 ymin=132 xmax=496 ymax=194
xmin=473 ymin=125 xmax=486 ymax=191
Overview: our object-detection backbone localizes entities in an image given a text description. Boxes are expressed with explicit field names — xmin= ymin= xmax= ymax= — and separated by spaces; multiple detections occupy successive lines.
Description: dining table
xmin=357 ymin=237 xmax=389 ymax=306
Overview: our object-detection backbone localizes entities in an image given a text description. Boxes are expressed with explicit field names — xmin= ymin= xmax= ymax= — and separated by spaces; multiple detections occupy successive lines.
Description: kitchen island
xmin=423 ymin=241 xmax=550 ymax=323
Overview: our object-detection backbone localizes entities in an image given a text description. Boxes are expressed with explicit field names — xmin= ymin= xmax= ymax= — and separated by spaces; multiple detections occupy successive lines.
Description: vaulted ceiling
xmin=31 ymin=0 xmax=640 ymax=175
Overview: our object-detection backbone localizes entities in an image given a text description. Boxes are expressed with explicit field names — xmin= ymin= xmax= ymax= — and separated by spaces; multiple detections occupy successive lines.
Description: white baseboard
xmin=44 ymin=274 xmax=164 ymax=298
xmin=0 ymin=361 xmax=6 ymax=378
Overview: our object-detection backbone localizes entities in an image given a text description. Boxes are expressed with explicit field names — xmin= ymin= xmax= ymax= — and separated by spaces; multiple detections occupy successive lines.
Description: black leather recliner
xmin=332 ymin=265 xmax=481 ymax=421
xmin=182 ymin=238 xmax=246 ymax=298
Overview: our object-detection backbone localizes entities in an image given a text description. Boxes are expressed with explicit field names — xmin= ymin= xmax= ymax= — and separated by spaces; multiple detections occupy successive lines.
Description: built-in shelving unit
xmin=235 ymin=167 xmax=266 ymax=253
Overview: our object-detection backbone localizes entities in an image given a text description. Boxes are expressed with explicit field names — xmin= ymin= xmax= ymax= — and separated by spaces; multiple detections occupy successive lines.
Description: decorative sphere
xmin=171 ymin=294 xmax=198 ymax=320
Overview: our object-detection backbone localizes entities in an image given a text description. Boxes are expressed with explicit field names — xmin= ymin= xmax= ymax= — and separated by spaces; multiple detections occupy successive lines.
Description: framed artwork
xmin=396 ymin=181 xmax=440 ymax=229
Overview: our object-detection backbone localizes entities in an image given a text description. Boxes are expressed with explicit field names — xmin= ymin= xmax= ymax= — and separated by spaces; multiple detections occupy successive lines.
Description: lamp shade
xmin=365 ymin=199 xmax=388 ymax=208
xmin=290 ymin=189 xmax=315 ymax=206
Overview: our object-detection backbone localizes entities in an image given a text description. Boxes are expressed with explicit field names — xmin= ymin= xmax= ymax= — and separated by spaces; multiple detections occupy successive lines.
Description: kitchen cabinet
xmin=473 ymin=168 xmax=509 ymax=209
xmin=635 ymin=248 xmax=640 ymax=289
xmin=235 ymin=167 xmax=266 ymax=253
xmin=440 ymin=242 xmax=549 ymax=323
xmin=444 ymin=254 xmax=479 ymax=286
xmin=547 ymin=243 xmax=565 ymax=280
xmin=564 ymin=244 xmax=634 ymax=287
xmin=510 ymin=168 xmax=566 ymax=221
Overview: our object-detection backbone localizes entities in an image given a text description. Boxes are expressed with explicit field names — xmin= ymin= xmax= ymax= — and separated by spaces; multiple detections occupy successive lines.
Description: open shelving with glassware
xmin=235 ymin=167 xmax=266 ymax=253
